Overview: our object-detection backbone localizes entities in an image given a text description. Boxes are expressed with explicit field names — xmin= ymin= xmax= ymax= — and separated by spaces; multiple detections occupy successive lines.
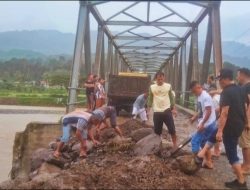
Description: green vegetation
xmin=0 ymin=56 xmax=87 ymax=107
xmin=0 ymin=83 xmax=86 ymax=107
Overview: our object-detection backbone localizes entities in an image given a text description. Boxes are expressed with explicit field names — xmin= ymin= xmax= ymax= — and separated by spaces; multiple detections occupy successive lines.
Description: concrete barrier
xmin=11 ymin=122 xmax=61 ymax=180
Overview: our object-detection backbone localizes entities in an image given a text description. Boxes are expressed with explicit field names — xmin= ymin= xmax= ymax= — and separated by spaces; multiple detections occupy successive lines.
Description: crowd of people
xmin=54 ymin=67 xmax=250 ymax=189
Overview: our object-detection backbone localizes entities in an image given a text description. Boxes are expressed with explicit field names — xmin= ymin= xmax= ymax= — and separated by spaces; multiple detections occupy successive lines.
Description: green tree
xmin=44 ymin=69 xmax=70 ymax=89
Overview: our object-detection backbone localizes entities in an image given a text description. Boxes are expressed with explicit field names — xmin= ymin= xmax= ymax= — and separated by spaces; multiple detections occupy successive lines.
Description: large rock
xmin=133 ymin=134 xmax=161 ymax=156
xmin=30 ymin=148 xmax=53 ymax=172
xmin=130 ymin=128 xmax=153 ymax=142
xmin=176 ymin=155 xmax=200 ymax=175
xmin=71 ymin=140 xmax=94 ymax=153
xmin=99 ymin=128 xmax=116 ymax=142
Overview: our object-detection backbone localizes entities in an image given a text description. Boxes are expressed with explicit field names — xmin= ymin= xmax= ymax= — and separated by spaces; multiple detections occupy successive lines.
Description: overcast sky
xmin=0 ymin=1 xmax=250 ymax=42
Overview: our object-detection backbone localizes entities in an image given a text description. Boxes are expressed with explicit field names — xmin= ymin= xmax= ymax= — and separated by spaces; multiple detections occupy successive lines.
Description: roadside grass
xmin=0 ymin=87 xmax=86 ymax=107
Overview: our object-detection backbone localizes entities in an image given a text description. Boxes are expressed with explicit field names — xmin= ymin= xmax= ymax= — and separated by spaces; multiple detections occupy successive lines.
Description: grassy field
xmin=0 ymin=86 xmax=86 ymax=107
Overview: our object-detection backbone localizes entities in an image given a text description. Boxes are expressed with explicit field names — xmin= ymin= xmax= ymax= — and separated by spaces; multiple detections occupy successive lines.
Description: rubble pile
xmin=0 ymin=119 xmax=213 ymax=189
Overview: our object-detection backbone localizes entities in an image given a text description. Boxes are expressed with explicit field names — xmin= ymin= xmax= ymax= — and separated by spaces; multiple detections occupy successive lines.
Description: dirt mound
xmin=0 ymin=118 xmax=215 ymax=190
xmin=119 ymin=119 xmax=152 ymax=137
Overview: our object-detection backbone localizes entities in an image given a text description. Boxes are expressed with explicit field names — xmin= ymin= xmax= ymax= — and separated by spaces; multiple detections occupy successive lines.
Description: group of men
xmin=190 ymin=68 xmax=250 ymax=189
xmin=54 ymin=67 xmax=250 ymax=189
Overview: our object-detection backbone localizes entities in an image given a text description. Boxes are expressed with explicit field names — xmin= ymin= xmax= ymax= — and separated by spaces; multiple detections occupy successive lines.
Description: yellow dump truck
xmin=107 ymin=72 xmax=151 ymax=115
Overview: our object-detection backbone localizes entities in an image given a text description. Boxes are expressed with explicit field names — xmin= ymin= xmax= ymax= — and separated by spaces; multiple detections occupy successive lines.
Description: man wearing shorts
xmin=189 ymin=81 xmax=217 ymax=169
xmin=53 ymin=110 xmax=100 ymax=158
xmin=92 ymin=106 xmax=123 ymax=137
xmin=147 ymin=71 xmax=177 ymax=148
xmin=132 ymin=93 xmax=148 ymax=123
xmin=237 ymin=68 xmax=250 ymax=175
xmin=216 ymin=68 xmax=247 ymax=189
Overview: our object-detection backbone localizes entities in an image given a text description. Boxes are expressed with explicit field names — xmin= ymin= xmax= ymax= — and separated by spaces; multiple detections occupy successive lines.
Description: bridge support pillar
xmin=173 ymin=52 xmax=179 ymax=92
xmin=181 ymin=42 xmax=187 ymax=103
xmin=106 ymin=39 xmax=113 ymax=79
xmin=184 ymin=34 xmax=194 ymax=108
xmin=84 ymin=8 xmax=91 ymax=76
xmin=211 ymin=2 xmax=223 ymax=84
xmin=191 ymin=27 xmax=199 ymax=82
xmin=95 ymin=25 xmax=104 ymax=77
xmin=67 ymin=2 xmax=88 ymax=113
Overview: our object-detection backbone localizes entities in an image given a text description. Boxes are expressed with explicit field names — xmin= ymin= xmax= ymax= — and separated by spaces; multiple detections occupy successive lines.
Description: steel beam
xmin=114 ymin=36 xmax=182 ymax=41
xmin=95 ymin=25 xmax=104 ymax=76
xmin=181 ymin=42 xmax=187 ymax=101
xmin=84 ymin=8 xmax=91 ymax=75
xmin=105 ymin=21 xmax=192 ymax=27
xmin=67 ymin=2 xmax=88 ymax=112
xmin=191 ymin=27 xmax=199 ymax=81
xmin=100 ymin=34 xmax=105 ymax=79
xmin=119 ymin=46 xmax=175 ymax=50
xmin=89 ymin=6 xmax=131 ymax=70
xmin=173 ymin=52 xmax=179 ymax=91
xmin=201 ymin=12 xmax=212 ymax=84
xmin=107 ymin=39 xmax=113 ymax=75
xmin=176 ymin=49 xmax=182 ymax=102
xmin=211 ymin=2 xmax=223 ymax=79
xmin=114 ymin=50 xmax=118 ymax=74
xmin=184 ymin=36 xmax=194 ymax=107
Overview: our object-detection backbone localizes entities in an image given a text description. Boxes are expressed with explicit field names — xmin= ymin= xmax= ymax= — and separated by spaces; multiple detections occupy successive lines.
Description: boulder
xmin=176 ymin=155 xmax=200 ymax=175
xmin=130 ymin=128 xmax=153 ymax=142
xmin=99 ymin=128 xmax=116 ymax=142
xmin=71 ymin=140 xmax=94 ymax=153
xmin=108 ymin=136 xmax=132 ymax=146
xmin=30 ymin=148 xmax=53 ymax=172
xmin=133 ymin=134 xmax=161 ymax=156
xmin=30 ymin=162 xmax=61 ymax=180
xmin=46 ymin=154 xmax=68 ymax=169
xmin=49 ymin=141 xmax=58 ymax=150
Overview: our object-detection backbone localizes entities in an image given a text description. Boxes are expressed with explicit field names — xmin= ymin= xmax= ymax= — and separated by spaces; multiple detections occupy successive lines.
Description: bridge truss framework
xmin=67 ymin=1 xmax=223 ymax=112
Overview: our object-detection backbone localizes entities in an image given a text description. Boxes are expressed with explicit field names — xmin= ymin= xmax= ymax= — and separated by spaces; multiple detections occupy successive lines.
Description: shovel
xmin=170 ymin=135 xmax=192 ymax=157
xmin=169 ymin=121 xmax=195 ymax=158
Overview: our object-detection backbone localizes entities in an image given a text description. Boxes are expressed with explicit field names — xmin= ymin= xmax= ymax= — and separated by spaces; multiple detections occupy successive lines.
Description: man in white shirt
xmin=132 ymin=93 xmax=148 ymax=123
xmin=189 ymin=81 xmax=217 ymax=168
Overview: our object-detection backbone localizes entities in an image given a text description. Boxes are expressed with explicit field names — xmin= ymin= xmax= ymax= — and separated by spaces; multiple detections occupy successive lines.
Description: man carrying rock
xmin=53 ymin=109 xmax=100 ymax=159
xmin=92 ymin=106 xmax=123 ymax=138
xmin=132 ymin=93 xmax=148 ymax=124
xmin=189 ymin=81 xmax=217 ymax=169
xmin=237 ymin=68 xmax=250 ymax=175
xmin=215 ymin=68 xmax=247 ymax=189
xmin=147 ymin=71 xmax=177 ymax=148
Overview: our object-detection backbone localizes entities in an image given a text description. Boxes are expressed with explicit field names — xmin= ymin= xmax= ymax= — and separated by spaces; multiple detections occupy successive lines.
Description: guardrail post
xmin=67 ymin=1 xmax=88 ymax=113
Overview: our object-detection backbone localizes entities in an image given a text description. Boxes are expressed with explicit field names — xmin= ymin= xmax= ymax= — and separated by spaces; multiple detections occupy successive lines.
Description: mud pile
xmin=0 ymin=119 xmax=213 ymax=189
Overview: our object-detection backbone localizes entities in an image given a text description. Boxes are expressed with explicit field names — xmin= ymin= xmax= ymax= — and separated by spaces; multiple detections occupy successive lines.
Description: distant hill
xmin=0 ymin=30 xmax=249 ymax=68
xmin=0 ymin=30 xmax=75 ymax=55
